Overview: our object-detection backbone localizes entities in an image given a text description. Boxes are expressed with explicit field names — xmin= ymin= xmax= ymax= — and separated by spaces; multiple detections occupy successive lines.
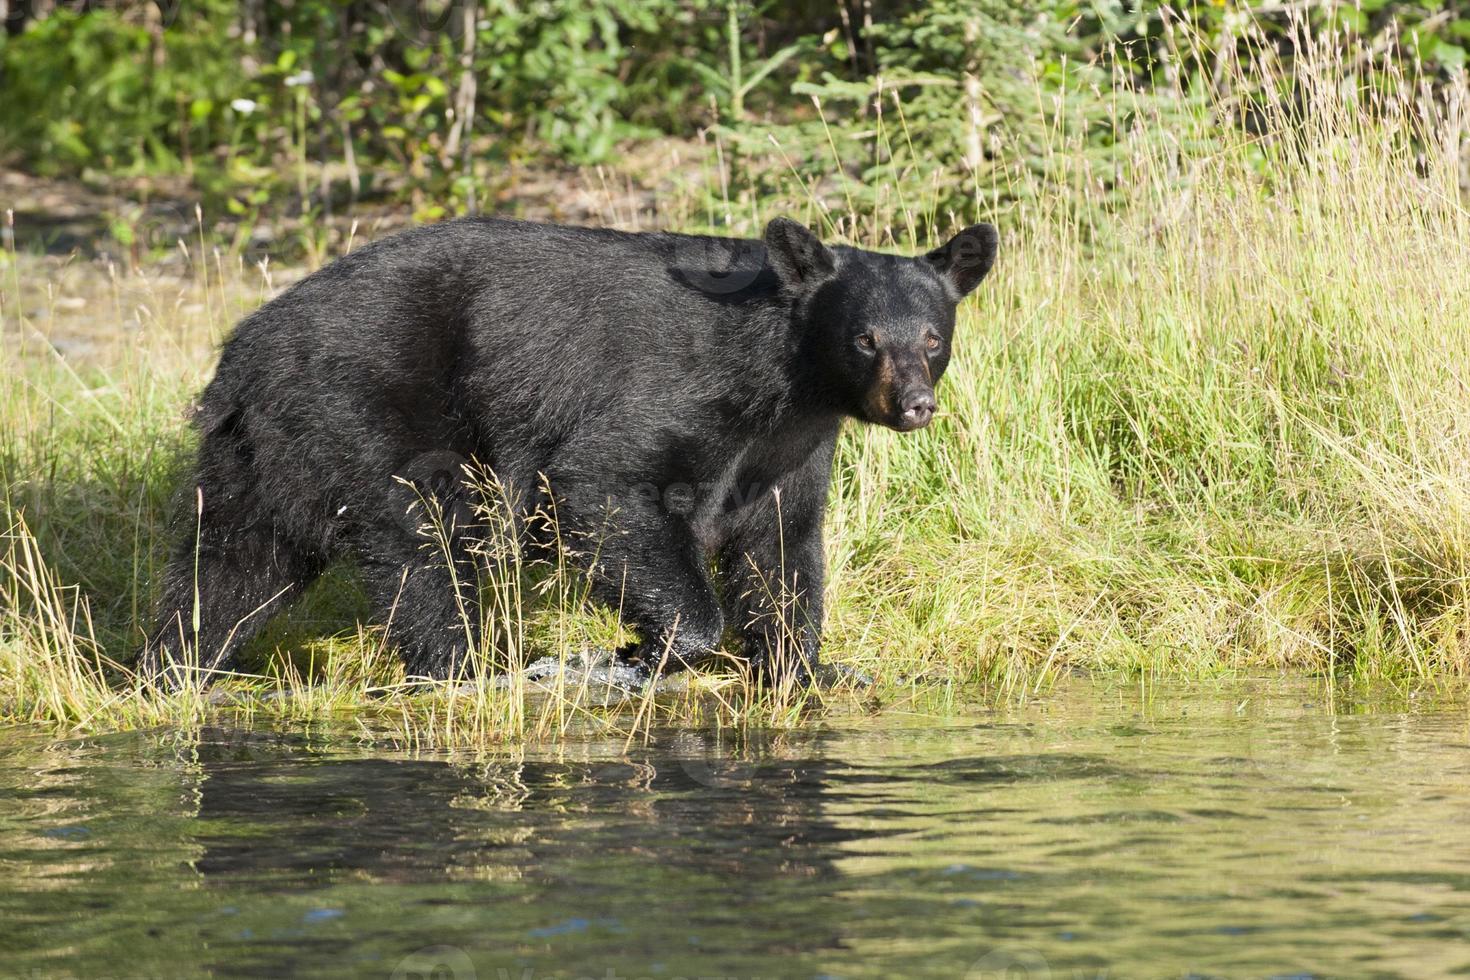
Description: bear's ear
xmin=764 ymin=217 xmax=837 ymax=292
xmin=924 ymin=223 xmax=998 ymax=299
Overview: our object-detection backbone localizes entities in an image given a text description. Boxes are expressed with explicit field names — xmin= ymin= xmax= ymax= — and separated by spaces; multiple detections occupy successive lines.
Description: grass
xmin=3 ymin=22 xmax=1470 ymax=745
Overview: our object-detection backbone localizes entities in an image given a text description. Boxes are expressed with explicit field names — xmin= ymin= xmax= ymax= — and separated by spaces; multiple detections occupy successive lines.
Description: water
xmin=3 ymin=678 xmax=1469 ymax=979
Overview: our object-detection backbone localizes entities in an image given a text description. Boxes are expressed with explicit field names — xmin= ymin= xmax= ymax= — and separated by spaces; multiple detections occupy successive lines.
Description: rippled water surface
xmin=4 ymin=678 xmax=1470 ymax=979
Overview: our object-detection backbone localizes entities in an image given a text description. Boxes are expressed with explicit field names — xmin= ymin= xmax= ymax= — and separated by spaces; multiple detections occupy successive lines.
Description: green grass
xmin=4 ymin=28 xmax=1470 ymax=744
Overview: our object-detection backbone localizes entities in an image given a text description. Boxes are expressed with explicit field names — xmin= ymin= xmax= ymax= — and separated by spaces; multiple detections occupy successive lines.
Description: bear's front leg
xmin=560 ymin=486 xmax=725 ymax=679
xmin=718 ymin=472 xmax=828 ymax=687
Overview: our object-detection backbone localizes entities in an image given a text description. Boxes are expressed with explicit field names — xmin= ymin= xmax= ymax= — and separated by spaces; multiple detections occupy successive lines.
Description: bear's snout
xmin=897 ymin=388 xmax=936 ymax=430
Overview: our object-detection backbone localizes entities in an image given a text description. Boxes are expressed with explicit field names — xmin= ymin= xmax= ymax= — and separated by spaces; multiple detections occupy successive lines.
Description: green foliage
xmin=474 ymin=0 xmax=673 ymax=161
xmin=781 ymin=0 xmax=1115 ymax=229
xmin=691 ymin=1 xmax=804 ymax=122
xmin=0 ymin=1 xmax=242 ymax=173
xmin=0 ymin=1 xmax=1466 ymax=224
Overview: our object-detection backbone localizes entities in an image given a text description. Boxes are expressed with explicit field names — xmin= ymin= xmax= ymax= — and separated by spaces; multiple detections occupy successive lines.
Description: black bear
xmin=140 ymin=217 xmax=997 ymax=687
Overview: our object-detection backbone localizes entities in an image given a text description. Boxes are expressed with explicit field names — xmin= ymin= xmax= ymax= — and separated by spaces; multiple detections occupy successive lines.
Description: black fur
xmin=139 ymin=217 xmax=998 ymax=686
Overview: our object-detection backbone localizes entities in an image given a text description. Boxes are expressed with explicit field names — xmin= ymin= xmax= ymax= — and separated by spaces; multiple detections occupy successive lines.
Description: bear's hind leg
xmin=141 ymin=525 xmax=324 ymax=688
xmin=349 ymin=510 xmax=485 ymax=683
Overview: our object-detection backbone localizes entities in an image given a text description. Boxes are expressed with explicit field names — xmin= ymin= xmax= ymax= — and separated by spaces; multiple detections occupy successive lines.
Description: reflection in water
xmin=3 ymin=678 xmax=1470 ymax=979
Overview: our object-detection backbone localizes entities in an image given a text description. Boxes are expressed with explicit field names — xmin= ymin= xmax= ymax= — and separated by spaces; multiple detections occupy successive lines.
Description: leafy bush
xmin=0 ymin=1 xmax=1465 ymax=226
xmin=0 ymin=0 xmax=241 ymax=174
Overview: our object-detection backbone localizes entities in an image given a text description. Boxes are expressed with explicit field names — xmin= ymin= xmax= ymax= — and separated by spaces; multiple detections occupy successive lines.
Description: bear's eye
xmin=925 ymin=335 xmax=942 ymax=352
xmin=856 ymin=334 xmax=876 ymax=352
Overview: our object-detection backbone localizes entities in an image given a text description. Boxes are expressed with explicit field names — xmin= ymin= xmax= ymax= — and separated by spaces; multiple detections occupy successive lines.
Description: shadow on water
xmin=4 ymin=679 xmax=1470 ymax=978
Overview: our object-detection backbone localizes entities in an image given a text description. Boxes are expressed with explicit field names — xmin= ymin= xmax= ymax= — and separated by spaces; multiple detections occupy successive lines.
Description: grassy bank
xmin=4 ymin=28 xmax=1470 ymax=744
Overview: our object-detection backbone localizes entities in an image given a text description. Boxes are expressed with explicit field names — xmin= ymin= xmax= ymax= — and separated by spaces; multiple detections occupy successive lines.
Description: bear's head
xmin=765 ymin=217 xmax=997 ymax=431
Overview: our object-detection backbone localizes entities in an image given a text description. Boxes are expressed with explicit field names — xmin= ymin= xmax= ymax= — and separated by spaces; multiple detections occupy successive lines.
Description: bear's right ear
xmin=764 ymin=217 xmax=837 ymax=292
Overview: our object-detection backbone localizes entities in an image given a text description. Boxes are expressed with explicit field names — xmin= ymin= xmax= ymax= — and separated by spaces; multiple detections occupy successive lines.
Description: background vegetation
xmin=3 ymin=1 xmax=1470 ymax=742
xmin=3 ymin=0 xmax=1468 ymax=231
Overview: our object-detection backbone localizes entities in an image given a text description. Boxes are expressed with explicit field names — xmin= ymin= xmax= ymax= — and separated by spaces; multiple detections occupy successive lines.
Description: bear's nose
xmin=899 ymin=390 xmax=936 ymax=429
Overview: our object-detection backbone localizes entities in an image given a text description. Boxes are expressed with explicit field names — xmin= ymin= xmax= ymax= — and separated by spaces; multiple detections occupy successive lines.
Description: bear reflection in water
xmin=183 ymin=729 xmax=857 ymax=889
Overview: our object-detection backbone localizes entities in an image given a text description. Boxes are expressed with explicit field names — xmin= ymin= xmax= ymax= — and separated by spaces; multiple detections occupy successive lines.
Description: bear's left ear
xmin=764 ymin=217 xmax=838 ymax=293
xmin=924 ymin=223 xmax=998 ymax=299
